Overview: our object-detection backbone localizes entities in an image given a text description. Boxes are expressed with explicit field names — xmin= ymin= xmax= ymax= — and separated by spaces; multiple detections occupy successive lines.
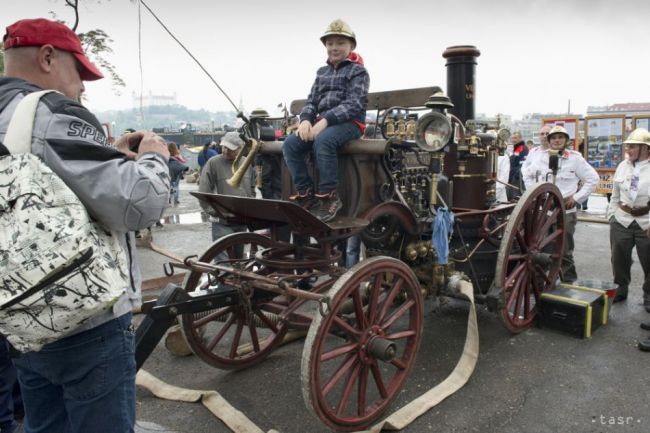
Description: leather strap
xmin=619 ymin=202 xmax=650 ymax=217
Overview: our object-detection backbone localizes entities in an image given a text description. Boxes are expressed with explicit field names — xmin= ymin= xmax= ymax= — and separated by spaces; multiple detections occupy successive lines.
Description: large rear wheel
xmin=495 ymin=183 xmax=565 ymax=333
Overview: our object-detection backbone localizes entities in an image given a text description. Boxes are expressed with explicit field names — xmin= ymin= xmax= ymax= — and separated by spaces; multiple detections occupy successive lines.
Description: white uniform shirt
xmin=522 ymin=148 xmax=599 ymax=214
xmin=607 ymin=159 xmax=650 ymax=230
xmin=496 ymin=155 xmax=510 ymax=203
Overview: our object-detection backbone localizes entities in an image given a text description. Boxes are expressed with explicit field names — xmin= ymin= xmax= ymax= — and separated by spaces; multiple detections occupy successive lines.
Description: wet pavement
xmin=135 ymin=181 xmax=649 ymax=433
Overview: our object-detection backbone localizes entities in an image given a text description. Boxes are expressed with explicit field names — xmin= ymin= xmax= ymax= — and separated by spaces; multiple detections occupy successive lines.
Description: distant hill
xmin=93 ymin=104 xmax=238 ymax=137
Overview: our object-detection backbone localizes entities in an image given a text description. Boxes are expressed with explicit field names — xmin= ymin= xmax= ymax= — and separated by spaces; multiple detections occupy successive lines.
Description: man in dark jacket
xmin=507 ymin=131 xmax=529 ymax=200
xmin=0 ymin=18 xmax=170 ymax=433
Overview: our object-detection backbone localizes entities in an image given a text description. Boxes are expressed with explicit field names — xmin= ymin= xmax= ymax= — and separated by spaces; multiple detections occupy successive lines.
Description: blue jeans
xmin=0 ymin=338 xmax=20 ymax=433
xmin=13 ymin=314 xmax=136 ymax=433
xmin=345 ymin=235 xmax=361 ymax=268
xmin=211 ymin=222 xmax=248 ymax=261
xmin=170 ymin=178 xmax=181 ymax=205
xmin=282 ymin=122 xmax=361 ymax=193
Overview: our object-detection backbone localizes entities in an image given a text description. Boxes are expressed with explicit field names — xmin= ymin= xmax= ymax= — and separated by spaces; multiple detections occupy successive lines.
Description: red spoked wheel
xmin=301 ymin=256 xmax=423 ymax=431
xmin=495 ymin=183 xmax=566 ymax=333
xmin=180 ymin=232 xmax=289 ymax=370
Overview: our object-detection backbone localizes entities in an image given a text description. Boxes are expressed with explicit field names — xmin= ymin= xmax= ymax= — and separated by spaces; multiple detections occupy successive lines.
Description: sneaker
xmin=313 ymin=191 xmax=343 ymax=222
xmin=289 ymin=189 xmax=318 ymax=211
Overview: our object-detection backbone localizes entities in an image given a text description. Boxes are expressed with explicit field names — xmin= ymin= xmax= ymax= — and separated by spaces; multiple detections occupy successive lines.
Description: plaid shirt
xmin=300 ymin=58 xmax=369 ymax=126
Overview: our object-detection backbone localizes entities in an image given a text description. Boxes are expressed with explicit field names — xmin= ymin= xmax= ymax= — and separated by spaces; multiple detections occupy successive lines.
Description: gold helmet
xmin=623 ymin=128 xmax=650 ymax=146
xmin=547 ymin=125 xmax=570 ymax=141
xmin=320 ymin=19 xmax=356 ymax=49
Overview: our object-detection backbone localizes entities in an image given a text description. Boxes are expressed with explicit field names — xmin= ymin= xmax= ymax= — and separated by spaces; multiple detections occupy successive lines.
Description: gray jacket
xmin=0 ymin=77 xmax=170 ymax=332
xmin=198 ymin=154 xmax=255 ymax=220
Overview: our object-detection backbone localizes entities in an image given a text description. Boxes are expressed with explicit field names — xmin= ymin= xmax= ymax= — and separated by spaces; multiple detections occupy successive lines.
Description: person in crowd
xmin=522 ymin=125 xmax=598 ymax=283
xmin=496 ymin=152 xmax=510 ymax=203
xmin=526 ymin=139 xmax=534 ymax=151
xmin=607 ymin=128 xmax=650 ymax=315
xmin=507 ymin=131 xmax=529 ymax=200
xmin=198 ymin=132 xmax=254 ymax=255
xmin=520 ymin=125 xmax=550 ymax=198
xmin=167 ymin=142 xmax=189 ymax=206
xmin=0 ymin=18 xmax=170 ymax=433
xmin=198 ymin=140 xmax=218 ymax=172
xmin=282 ymin=18 xmax=370 ymax=222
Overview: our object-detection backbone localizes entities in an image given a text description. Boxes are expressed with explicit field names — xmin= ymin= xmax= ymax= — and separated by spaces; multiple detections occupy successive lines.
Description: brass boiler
xmin=449 ymin=132 xmax=499 ymax=209
xmin=227 ymin=137 xmax=262 ymax=188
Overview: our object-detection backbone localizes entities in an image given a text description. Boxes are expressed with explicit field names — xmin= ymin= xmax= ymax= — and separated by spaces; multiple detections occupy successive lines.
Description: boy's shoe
xmin=289 ymin=189 xmax=318 ymax=211
xmin=313 ymin=191 xmax=343 ymax=222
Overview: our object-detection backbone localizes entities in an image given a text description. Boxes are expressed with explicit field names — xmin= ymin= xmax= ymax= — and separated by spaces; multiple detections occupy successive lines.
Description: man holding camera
xmin=0 ymin=18 xmax=170 ymax=433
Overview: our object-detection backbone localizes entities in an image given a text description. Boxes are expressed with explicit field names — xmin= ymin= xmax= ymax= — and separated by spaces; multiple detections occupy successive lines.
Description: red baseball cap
xmin=3 ymin=18 xmax=104 ymax=81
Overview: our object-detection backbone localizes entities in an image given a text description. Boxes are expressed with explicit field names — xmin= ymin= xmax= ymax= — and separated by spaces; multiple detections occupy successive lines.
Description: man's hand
xmin=296 ymin=120 xmax=312 ymax=141
xmin=114 ymin=131 xmax=169 ymax=160
xmin=114 ymin=131 xmax=143 ymax=160
xmin=564 ymin=196 xmax=576 ymax=209
xmin=309 ymin=118 xmax=328 ymax=140
xmin=137 ymin=132 xmax=170 ymax=160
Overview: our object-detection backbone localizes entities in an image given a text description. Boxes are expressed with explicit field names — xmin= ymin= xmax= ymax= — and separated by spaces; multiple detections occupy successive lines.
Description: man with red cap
xmin=0 ymin=18 xmax=171 ymax=433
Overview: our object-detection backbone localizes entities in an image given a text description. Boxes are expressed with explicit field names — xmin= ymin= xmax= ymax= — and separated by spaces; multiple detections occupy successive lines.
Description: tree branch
xmin=65 ymin=0 xmax=79 ymax=31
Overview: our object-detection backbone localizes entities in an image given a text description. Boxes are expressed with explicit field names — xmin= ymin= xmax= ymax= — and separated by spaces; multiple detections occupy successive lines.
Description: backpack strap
xmin=3 ymin=90 xmax=60 ymax=154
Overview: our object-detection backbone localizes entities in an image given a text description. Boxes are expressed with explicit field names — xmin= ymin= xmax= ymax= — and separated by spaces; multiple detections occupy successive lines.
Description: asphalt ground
xmin=135 ymin=181 xmax=649 ymax=433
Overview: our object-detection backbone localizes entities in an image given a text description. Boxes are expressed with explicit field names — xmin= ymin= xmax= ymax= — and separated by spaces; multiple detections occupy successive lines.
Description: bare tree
xmin=61 ymin=0 xmax=126 ymax=95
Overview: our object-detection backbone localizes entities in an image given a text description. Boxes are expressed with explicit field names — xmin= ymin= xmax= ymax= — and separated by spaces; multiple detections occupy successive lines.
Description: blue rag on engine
xmin=432 ymin=208 xmax=454 ymax=265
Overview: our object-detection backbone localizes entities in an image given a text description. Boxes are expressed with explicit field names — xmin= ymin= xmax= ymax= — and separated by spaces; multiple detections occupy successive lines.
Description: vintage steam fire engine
xmin=136 ymin=46 xmax=566 ymax=431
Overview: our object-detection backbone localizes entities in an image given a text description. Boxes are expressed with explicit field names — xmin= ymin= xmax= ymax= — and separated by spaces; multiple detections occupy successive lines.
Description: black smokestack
xmin=442 ymin=46 xmax=481 ymax=124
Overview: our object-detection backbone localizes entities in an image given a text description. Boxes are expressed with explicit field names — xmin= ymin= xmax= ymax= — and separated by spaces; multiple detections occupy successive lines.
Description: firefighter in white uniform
xmin=522 ymin=125 xmax=599 ymax=282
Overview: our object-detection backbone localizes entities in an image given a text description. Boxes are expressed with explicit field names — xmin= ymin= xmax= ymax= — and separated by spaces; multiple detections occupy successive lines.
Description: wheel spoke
xmin=253 ymin=307 xmax=279 ymax=333
xmin=193 ymin=306 xmax=234 ymax=329
xmin=538 ymin=228 xmax=563 ymax=249
xmin=368 ymin=274 xmax=382 ymax=325
xmin=336 ymin=361 xmax=361 ymax=416
xmin=247 ymin=317 xmax=260 ymax=353
xmin=505 ymin=261 xmax=526 ymax=289
xmin=523 ymin=269 xmax=531 ymax=320
xmin=515 ymin=230 xmax=529 ymax=254
xmin=531 ymin=273 xmax=541 ymax=301
xmin=332 ymin=316 xmax=363 ymax=340
xmin=507 ymin=269 xmax=526 ymax=312
xmin=508 ymin=254 xmax=527 ymax=261
xmin=381 ymin=299 xmax=415 ymax=331
xmin=378 ymin=276 xmax=405 ymax=322
xmin=322 ymin=354 xmax=357 ymax=398
xmin=321 ymin=342 xmax=359 ymax=362
xmin=352 ymin=287 xmax=369 ymax=331
xmin=229 ymin=320 xmax=244 ymax=358
xmin=390 ymin=357 xmax=407 ymax=370
xmin=535 ymin=264 xmax=553 ymax=286
xmin=357 ymin=364 xmax=369 ymax=417
xmin=385 ymin=329 xmax=416 ymax=340
xmin=370 ymin=362 xmax=389 ymax=398
xmin=206 ymin=314 xmax=236 ymax=351
xmin=537 ymin=208 xmax=560 ymax=238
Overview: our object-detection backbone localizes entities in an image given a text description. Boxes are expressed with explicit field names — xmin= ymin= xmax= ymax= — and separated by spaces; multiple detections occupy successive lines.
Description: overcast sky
xmin=3 ymin=0 xmax=649 ymax=119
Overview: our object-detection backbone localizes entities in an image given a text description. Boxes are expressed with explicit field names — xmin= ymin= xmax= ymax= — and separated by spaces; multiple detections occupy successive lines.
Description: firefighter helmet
xmin=623 ymin=128 xmax=650 ymax=146
xmin=547 ymin=125 xmax=570 ymax=141
xmin=320 ymin=19 xmax=356 ymax=49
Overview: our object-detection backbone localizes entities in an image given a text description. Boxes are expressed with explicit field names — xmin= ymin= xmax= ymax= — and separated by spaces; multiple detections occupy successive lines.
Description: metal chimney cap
xmin=442 ymin=45 xmax=481 ymax=59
